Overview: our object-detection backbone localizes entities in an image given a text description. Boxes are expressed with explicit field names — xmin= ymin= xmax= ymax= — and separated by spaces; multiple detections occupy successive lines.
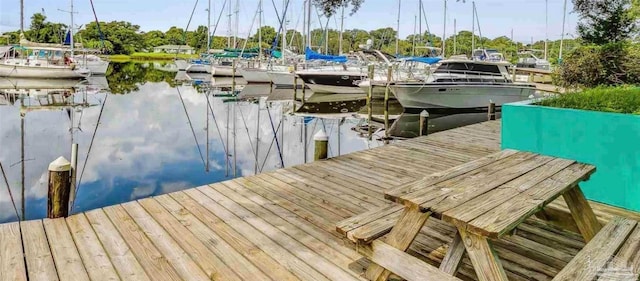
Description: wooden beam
xmin=456 ymin=227 xmax=508 ymax=281
xmin=358 ymin=240 xmax=460 ymax=281
xmin=364 ymin=206 xmax=431 ymax=281
xmin=563 ymin=186 xmax=602 ymax=242
xmin=439 ymin=231 xmax=465 ymax=275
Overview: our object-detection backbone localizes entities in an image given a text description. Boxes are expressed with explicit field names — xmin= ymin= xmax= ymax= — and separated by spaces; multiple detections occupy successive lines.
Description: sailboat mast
xmin=306 ymin=0 xmax=311 ymax=48
xmin=339 ymin=0 xmax=344 ymax=55
xmin=234 ymin=0 xmax=239 ymax=48
xmin=559 ymin=0 xmax=567 ymax=62
xmin=20 ymin=0 xmax=24 ymax=32
xmin=442 ymin=0 xmax=446 ymax=57
xmin=471 ymin=1 xmax=475 ymax=52
xmin=453 ymin=18 xmax=457 ymax=54
xmin=418 ymin=0 xmax=422 ymax=46
xmin=207 ymin=0 xmax=211 ymax=51
xmin=544 ymin=0 xmax=548 ymax=60
xmin=227 ymin=0 xmax=232 ymax=47
xmin=258 ymin=0 xmax=263 ymax=61
xmin=282 ymin=0 xmax=287 ymax=61
xmin=395 ymin=0 xmax=401 ymax=56
xmin=412 ymin=14 xmax=416 ymax=56
xmin=70 ymin=0 xmax=75 ymax=56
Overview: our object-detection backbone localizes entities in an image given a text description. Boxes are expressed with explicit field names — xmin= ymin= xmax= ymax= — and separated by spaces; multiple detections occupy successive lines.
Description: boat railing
xmin=432 ymin=69 xmax=511 ymax=83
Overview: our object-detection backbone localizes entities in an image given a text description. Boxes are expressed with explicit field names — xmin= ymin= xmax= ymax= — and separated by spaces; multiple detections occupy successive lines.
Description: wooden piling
xmin=367 ymin=65 xmax=375 ymax=140
xmin=293 ymin=64 xmax=298 ymax=102
xmin=69 ymin=143 xmax=78 ymax=213
xmin=419 ymin=110 xmax=429 ymax=136
xmin=512 ymin=67 xmax=517 ymax=81
xmin=488 ymin=102 xmax=496 ymax=121
xmin=314 ymin=130 xmax=328 ymax=160
xmin=384 ymin=65 xmax=392 ymax=139
xmin=232 ymin=59 xmax=237 ymax=92
xmin=47 ymin=157 xmax=71 ymax=219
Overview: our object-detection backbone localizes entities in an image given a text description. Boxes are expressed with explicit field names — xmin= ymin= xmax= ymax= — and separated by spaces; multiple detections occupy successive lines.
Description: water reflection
xmin=0 ymin=62 xmax=387 ymax=223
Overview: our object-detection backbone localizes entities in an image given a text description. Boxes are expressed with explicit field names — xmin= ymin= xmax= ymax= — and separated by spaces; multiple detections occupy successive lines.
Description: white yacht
xmin=391 ymin=59 xmax=538 ymax=114
xmin=0 ymin=46 xmax=90 ymax=79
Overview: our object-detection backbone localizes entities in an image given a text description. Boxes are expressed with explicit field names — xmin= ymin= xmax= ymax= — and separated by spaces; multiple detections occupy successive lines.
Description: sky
xmin=0 ymin=0 xmax=579 ymax=43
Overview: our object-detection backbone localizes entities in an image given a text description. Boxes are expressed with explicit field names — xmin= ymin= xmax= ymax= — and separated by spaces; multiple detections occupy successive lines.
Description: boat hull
xmin=296 ymin=71 xmax=365 ymax=94
xmin=0 ymin=78 xmax=83 ymax=89
xmin=186 ymin=63 xmax=212 ymax=74
xmin=391 ymin=83 xmax=538 ymax=114
xmin=240 ymin=68 xmax=271 ymax=83
xmin=83 ymin=60 xmax=110 ymax=75
xmin=267 ymin=71 xmax=296 ymax=88
xmin=0 ymin=64 xmax=88 ymax=79
xmin=212 ymin=65 xmax=239 ymax=77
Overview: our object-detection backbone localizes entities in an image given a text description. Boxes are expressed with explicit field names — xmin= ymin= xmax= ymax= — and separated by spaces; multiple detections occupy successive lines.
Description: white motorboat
xmin=391 ymin=59 xmax=538 ymax=114
xmin=0 ymin=46 xmax=90 ymax=79
xmin=212 ymin=64 xmax=239 ymax=77
xmin=241 ymin=65 xmax=290 ymax=83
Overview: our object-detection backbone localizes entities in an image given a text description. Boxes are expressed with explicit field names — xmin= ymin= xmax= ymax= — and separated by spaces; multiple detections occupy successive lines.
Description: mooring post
xmin=512 ymin=66 xmax=517 ymax=81
xmin=293 ymin=63 xmax=298 ymax=101
xmin=419 ymin=110 xmax=429 ymax=136
xmin=232 ymin=59 xmax=237 ymax=93
xmin=69 ymin=143 xmax=78 ymax=213
xmin=314 ymin=129 xmax=329 ymax=160
xmin=367 ymin=65 xmax=375 ymax=140
xmin=301 ymin=79 xmax=306 ymax=102
xmin=488 ymin=102 xmax=496 ymax=121
xmin=384 ymin=65 xmax=392 ymax=139
xmin=48 ymin=157 xmax=71 ymax=219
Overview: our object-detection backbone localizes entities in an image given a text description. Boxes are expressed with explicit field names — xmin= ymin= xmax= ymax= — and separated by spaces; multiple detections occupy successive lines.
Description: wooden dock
xmin=1 ymin=120 xmax=639 ymax=281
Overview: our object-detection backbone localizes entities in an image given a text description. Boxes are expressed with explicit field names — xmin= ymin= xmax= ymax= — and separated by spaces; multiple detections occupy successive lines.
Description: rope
xmin=205 ymin=93 xmax=232 ymax=168
xmin=177 ymin=87 xmax=206 ymax=167
xmin=88 ymin=0 xmax=106 ymax=51
xmin=0 ymin=161 xmax=20 ymax=221
xmin=259 ymin=118 xmax=283 ymax=172
xmin=266 ymin=104 xmax=285 ymax=168
xmin=176 ymin=0 xmax=200 ymax=59
xmin=73 ymin=93 xmax=108 ymax=212
xmin=237 ymin=104 xmax=258 ymax=160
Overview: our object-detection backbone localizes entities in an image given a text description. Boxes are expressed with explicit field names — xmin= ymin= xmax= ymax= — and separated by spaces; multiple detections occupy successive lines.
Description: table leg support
xmin=562 ymin=185 xmax=602 ymax=242
xmin=457 ymin=227 xmax=508 ymax=281
xmin=364 ymin=206 xmax=431 ymax=281
xmin=439 ymin=231 xmax=465 ymax=275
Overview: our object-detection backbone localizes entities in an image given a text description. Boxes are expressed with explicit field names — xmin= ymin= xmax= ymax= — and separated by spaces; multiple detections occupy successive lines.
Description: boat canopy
xmin=305 ymin=47 xmax=347 ymax=63
xmin=271 ymin=50 xmax=282 ymax=58
xmin=405 ymin=57 xmax=442 ymax=65
xmin=223 ymin=47 xmax=260 ymax=53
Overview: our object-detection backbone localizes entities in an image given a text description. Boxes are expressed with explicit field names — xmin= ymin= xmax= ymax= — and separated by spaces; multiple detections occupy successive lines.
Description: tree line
xmin=1 ymin=12 xmax=577 ymax=62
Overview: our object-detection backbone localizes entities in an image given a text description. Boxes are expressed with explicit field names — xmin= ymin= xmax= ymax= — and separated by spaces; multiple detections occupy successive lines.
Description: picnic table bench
xmin=337 ymin=149 xmax=609 ymax=281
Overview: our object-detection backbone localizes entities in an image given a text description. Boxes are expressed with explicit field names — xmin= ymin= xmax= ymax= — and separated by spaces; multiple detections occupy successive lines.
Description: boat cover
xmin=305 ymin=47 xmax=347 ymax=63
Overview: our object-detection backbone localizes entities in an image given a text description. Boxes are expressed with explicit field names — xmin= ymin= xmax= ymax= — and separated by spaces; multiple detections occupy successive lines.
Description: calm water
xmin=0 ymin=62 xmax=392 ymax=223
xmin=0 ymin=62 xmax=493 ymax=223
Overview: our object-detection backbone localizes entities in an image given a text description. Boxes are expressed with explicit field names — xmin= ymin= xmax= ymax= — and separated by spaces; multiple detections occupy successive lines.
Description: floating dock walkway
xmin=1 ymin=120 xmax=638 ymax=281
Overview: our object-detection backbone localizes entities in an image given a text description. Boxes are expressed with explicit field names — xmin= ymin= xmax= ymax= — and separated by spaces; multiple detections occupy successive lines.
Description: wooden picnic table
xmin=365 ymin=149 xmax=601 ymax=281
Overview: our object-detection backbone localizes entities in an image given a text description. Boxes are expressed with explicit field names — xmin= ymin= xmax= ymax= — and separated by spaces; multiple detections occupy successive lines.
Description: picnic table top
xmin=384 ymin=149 xmax=596 ymax=238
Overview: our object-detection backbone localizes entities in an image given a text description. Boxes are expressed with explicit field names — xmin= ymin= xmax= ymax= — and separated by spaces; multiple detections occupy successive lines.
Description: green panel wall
xmin=502 ymin=102 xmax=640 ymax=212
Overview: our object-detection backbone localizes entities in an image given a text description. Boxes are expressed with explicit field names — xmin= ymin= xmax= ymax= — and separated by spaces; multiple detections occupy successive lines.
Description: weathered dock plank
xmin=0 ymin=222 xmax=27 ymax=281
xmin=3 ymin=120 xmax=640 ymax=281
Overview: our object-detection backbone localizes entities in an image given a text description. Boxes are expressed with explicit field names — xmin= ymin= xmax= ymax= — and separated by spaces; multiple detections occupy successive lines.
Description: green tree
xmin=313 ymin=0 xmax=364 ymax=16
xmin=186 ymin=25 xmax=208 ymax=51
xmin=143 ymin=30 xmax=168 ymax=48
xmin=77 ymin=21 xmax=144 ymax=54
xmin=573 ymin=0 xmax=636 ymax=44
xmin=249 ymin=26 xmax=277 ymax=49
xmin=165 ymin=26 xmax=185 ymax=45
xmin=26 ymin=13 xmax=67 ymax=43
